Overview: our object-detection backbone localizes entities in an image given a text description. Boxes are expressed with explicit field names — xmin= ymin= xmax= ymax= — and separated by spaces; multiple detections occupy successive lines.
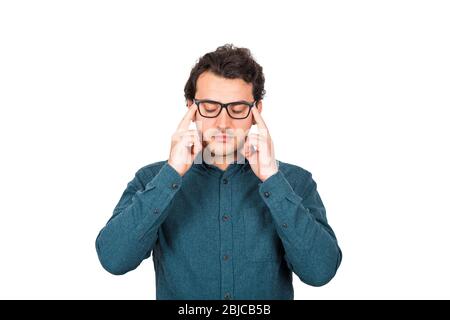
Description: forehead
xmin=196 ymin=71 xmax=253 ymax=102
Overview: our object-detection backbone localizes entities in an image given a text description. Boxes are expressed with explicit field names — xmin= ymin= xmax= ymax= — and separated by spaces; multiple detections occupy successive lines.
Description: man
xmin=95 ymin=44 xmax=342 ymax=300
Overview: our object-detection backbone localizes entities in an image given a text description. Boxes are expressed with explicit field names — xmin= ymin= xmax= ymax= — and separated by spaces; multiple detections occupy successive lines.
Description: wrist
xmin=167 ymin=160 xmax=184 ymax=177
xmin=260 ymin=167 xmax=278 ymax=182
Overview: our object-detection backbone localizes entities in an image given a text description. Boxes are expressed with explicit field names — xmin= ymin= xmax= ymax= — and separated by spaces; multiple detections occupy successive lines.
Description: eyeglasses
xmin=193 ymin=98 xmax=256 ymax=119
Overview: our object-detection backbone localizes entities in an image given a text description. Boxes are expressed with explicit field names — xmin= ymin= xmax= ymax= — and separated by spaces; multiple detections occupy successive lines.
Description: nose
xmin=215 ymin=107 xmax=232 ymax=129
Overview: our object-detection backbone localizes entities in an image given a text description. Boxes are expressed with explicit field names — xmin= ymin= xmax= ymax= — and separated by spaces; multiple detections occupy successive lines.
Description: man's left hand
xmin=240 ymin=107 xmax=278 ymax=182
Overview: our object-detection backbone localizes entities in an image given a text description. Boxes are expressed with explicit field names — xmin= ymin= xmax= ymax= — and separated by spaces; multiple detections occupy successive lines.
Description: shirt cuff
xmin=145 ymin=162 xmax=182 ymax=197
xmin=258 ymin=170 xmax=302 ymax=208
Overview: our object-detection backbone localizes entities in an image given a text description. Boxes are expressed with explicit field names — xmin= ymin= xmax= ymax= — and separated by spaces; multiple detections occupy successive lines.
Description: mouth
xmin=213 ymin=135 xmax=233 ymax=143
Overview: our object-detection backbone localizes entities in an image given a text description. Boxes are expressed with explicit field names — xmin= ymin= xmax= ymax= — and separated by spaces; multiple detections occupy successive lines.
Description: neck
xmin=213 ymin=162 xmax=230 ymax=171
xmin=205 ymin=148 xmax=243 ymax=172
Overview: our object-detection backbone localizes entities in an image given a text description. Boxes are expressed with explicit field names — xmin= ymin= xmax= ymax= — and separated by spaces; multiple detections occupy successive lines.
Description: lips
xmin=214 ymin=135 xmax=232 ymax=142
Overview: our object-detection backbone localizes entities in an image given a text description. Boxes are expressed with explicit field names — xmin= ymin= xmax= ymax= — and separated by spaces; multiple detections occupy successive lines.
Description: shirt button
xmin=223 ymin=178 xmax=228 ymax=184
xmin=171 ymin=183 xmax=178 ymax=189
xmin=282 ymin=223 xmax=288 ymax=228
xmin=224 ymin=293 xmax=231 ymax=300
xmin=223 ymin=254 xmax=229 ymax=261
xmin=222 ymin=215 xmax=229 ymax=222
xmin=264 ymin=191 xmax=270 ymax=198
xmin=153 ymin=208 xmax=160 ymax=214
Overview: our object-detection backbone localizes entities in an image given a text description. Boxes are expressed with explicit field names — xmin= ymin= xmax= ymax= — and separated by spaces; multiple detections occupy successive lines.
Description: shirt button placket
xmin=220 ymin=174 xmax=233 ymax=300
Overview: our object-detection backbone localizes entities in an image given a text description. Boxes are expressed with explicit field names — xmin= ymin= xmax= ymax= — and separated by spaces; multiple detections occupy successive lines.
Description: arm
xmin=258 ymin=170 xmax=342 ymax=286
xmin=95 ymin=162 xmax=182 ymax=275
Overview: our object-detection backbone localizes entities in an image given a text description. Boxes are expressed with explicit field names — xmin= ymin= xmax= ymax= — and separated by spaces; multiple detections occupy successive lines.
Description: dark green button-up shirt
xmin=96 ymin=153 xmax=342 ymax=299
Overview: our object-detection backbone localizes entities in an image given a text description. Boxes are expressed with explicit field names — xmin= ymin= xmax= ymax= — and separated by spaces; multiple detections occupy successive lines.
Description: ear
xmin=186 ymin=99 xmax=193 ymax=108
xmin=252 ymin=100 xmax=263 ymax=125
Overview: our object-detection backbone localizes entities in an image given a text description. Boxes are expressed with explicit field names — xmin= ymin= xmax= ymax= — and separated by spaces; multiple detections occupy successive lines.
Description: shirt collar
xmin=192 ymin=151 xmax=251 ymax=178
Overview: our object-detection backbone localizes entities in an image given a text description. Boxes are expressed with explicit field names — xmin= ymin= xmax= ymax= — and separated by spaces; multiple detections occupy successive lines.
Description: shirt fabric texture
xmin=96 ymin=153 xmax=342 ymax=300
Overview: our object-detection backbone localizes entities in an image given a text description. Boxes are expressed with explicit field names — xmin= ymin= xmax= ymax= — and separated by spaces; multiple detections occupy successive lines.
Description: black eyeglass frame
xmin=193 ymin=98 xmax=257 ymax=119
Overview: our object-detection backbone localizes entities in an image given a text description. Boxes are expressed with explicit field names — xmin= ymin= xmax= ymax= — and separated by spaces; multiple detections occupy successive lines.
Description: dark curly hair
xmin=184 ymin=43 xmax=266 ymax=104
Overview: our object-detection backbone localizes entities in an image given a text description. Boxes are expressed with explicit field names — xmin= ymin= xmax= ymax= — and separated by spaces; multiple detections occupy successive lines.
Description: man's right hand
xmin=167 ymin=103 xmax=202 ymax=176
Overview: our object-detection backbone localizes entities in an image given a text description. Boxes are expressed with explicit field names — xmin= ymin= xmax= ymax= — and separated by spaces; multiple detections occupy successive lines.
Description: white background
xmin=1 ymin=1 xmax=449 ymax=299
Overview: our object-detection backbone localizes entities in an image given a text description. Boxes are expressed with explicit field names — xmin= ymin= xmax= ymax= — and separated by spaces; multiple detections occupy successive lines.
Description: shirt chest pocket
xmin=243 ymin=204 xmax=283 ymax=262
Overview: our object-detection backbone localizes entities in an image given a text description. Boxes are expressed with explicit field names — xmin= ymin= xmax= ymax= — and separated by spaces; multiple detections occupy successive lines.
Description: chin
xmin=209 ymin=141 xmax=236 ymax=157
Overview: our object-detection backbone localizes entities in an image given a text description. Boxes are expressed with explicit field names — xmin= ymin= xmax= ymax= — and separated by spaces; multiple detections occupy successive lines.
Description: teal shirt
xmin=95 ymin=154 xmax=342 ymax=299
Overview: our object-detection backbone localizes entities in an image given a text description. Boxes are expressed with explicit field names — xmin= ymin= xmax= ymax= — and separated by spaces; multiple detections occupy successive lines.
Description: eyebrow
xmin=197 ymin=98 xmax=253 ymax=104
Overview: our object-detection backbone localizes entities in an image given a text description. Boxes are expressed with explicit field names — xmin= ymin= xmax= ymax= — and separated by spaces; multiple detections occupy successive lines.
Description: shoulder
xmin=276 ymin=160 xmax=316 ymax=198
xmin=133 ymin=159 xmax=169 ymax=186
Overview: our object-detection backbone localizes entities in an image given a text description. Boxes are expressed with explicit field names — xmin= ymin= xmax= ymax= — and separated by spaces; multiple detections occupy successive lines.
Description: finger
xmin=181 ymin=132 xmax=200 ymax=144
xmin=184 ymin=133 xmax=202 ymax=163
xmin=246 ymin=135 xmax=260 ymax=152
xmin=175 ymin=129 xmax=201 ymax=141
xmin=185 ymin=129 xmax=201 ymax=138
xmin=240 ymin=140 xmax=250 ymax=157
xmin=247 ymin=133 xmax=262 ymax=143
xmin=251 ymin=106 xmax=268 ymax=131
xmin=184 ymin=137 xmax=200 ymax=160
xmin=177 ymin=103 xmax=198 ymax=131
xmin=248 ymin=134 xmax=274 ymax=165
xmin=241 ymin=140 xmax=258 ymax=164
xmin=247 ymin=132 xmax=272 ymax=153
xmin=240 ymin=141 xmax=250 ymax=158
xmin=192 ymin=134 xmax=202 ymax=156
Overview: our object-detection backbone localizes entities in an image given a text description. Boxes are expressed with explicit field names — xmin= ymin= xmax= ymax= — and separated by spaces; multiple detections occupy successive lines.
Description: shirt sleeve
xmin=95 ymin=162 xmax=182 ymax=275
xmin=258 ymin=169 xmax=342 ymax=286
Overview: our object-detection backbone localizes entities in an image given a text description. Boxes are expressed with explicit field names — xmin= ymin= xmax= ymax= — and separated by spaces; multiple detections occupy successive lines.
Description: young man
xmin=95 ymin=44 xmax=342 ymax=300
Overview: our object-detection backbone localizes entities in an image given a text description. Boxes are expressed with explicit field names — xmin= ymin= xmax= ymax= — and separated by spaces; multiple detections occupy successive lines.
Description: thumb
xmin=241 ymin=139 xmax=257 ymax=163
xmin=191 ymin=134 xmax=202 ymax=157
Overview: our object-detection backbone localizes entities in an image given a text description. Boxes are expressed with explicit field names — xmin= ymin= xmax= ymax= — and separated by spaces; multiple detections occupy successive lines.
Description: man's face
xmin=187 ymin=71 xmax=262 ymax=161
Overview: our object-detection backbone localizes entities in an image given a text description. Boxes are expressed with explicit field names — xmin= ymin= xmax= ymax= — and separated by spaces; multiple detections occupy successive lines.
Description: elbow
xmin=98 ymin=254 xmax=130 ymax=276
xmin=303 ymin=270 xmax=337 ymax=287
xmin=95 ymin=233 xmax=131 ymax=276
xmin=300 ymin=246 xmax=343 ymax=287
